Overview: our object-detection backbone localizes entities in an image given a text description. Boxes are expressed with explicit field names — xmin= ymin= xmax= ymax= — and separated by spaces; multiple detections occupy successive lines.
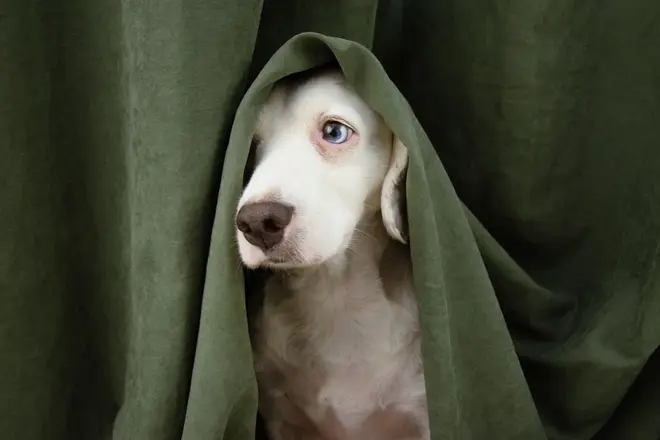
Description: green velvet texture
xmin=1 ymin=1 xmax=659 ymax=440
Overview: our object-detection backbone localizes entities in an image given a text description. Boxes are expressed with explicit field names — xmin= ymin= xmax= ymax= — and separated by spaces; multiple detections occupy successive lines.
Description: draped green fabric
xmin=2 ymin=1 xmax=659 ymax=440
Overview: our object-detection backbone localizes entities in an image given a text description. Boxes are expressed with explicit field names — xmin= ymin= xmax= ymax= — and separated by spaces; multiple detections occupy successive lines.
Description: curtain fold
xmin=1 ymin=1 xmax=659 ymax=439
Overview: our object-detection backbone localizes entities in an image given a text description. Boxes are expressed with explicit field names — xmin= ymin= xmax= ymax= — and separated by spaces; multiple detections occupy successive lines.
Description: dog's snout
xmin=236 ymin=202 xmax=293 ymax=251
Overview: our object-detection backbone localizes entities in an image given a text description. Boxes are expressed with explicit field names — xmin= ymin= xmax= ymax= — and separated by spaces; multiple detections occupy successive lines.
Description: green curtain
xmin=2 ymin=1 xmax=659 ymax=440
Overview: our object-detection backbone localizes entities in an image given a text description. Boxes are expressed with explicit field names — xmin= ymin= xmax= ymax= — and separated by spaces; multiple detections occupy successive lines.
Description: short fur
xmin=236 ymin=67 xmax=428 ymax=440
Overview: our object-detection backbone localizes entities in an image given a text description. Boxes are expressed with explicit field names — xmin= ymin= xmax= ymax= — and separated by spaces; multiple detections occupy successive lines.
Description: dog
xmin=235 ymin=66 xmax=429 ymax=440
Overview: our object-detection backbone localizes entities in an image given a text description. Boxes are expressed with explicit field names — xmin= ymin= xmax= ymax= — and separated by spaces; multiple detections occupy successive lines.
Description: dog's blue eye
xmin=322 ymin=121 xmax=352 ymax=144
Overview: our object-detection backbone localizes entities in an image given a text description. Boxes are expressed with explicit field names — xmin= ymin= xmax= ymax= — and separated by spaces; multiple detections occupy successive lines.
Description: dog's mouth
xmin=236 ymin=228 xmax=305 ymax=269
xmin=262 ymin=254 xmax=290 ymax=266
xmin=261 ymin=241 xmax=304 ymax=266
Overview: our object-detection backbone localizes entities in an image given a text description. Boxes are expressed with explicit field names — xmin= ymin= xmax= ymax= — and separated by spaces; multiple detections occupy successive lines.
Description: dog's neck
xmin=281 ymin=212 xmax=390 ymax=291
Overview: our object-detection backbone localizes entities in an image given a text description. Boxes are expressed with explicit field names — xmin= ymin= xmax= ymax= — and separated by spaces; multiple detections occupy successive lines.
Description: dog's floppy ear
xmin=381 ymin=135 xmax=409 ymax=244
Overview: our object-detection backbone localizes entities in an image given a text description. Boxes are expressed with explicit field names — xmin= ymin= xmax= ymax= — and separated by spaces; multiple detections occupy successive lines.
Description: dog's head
xmin=235 ymin=68 xmax=408 ymax=269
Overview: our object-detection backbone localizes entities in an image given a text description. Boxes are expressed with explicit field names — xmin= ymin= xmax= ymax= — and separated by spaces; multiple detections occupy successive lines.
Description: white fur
xmin=236 ymin=70 xmax=428 ymax=440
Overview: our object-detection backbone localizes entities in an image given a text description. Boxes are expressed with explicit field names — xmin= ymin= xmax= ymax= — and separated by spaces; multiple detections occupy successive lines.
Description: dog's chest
xmin=262 ymin=267 xmax=409 ymax=365
xmin=255 ymin=267 xmax=421 ymax=431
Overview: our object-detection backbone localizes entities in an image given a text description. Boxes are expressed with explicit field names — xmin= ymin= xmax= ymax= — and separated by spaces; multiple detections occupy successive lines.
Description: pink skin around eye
xmin=310 ymin=124 xmax=359 ymax=151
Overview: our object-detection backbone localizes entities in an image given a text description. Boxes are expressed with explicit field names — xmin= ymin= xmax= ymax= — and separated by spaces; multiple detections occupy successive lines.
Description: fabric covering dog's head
xmin=236 ymin=67 xmax=408 ymax=269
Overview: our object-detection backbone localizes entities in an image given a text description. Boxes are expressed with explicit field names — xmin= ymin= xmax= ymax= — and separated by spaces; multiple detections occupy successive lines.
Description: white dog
xmin=236 ymin=66 xmax=429 ymax=440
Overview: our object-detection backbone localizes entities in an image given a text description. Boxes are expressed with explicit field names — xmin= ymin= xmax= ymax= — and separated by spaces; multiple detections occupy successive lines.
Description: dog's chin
xmin=262 ymin=243 xmax=349 ymax=270
xmin=238 ymin=249 xmax=324 ymax=270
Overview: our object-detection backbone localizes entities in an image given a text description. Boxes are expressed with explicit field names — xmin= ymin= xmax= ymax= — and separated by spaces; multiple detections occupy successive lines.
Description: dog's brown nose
xmin=236 ymin=202 xmax=293 ymax=251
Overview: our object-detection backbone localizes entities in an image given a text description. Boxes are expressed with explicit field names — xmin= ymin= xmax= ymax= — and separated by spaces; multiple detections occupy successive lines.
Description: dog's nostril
xmin=262 ymin=218 xmax=279 ymax=234
xmin=236 ymin=201 xmax=294 ymax=251
xmin=236 ymin=219 xmax=251 ymax=234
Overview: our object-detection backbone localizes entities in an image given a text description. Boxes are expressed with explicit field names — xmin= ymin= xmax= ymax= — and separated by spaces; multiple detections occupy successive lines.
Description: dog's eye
xmin=322 ymin=121 xmax=353 ymax=144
